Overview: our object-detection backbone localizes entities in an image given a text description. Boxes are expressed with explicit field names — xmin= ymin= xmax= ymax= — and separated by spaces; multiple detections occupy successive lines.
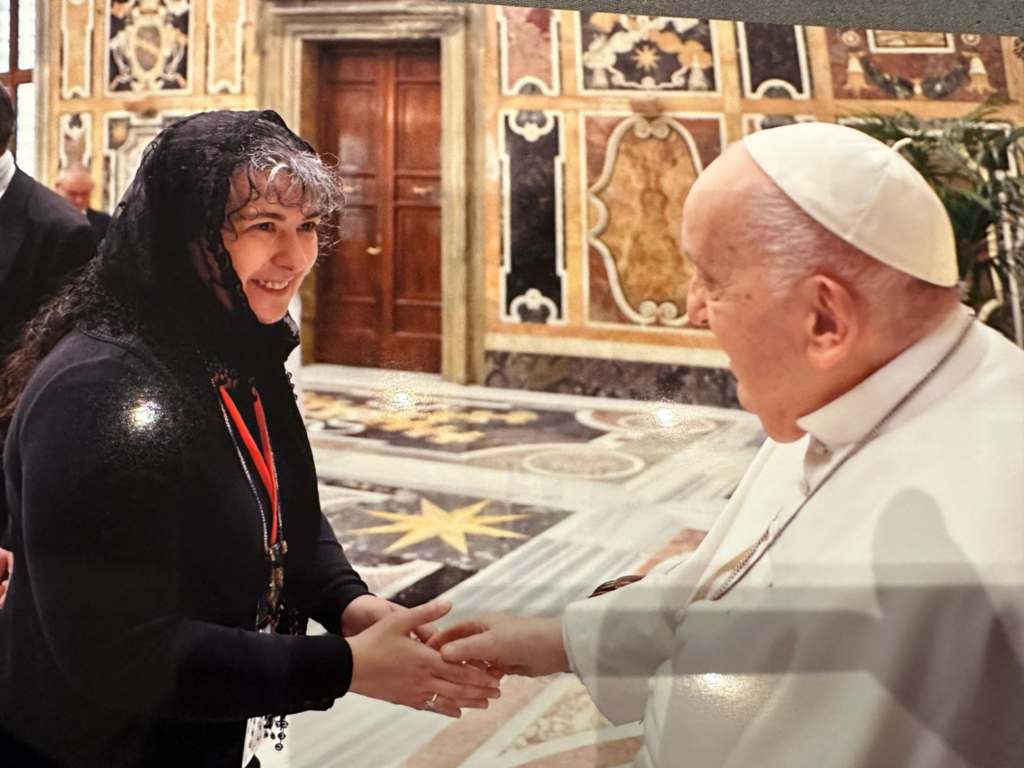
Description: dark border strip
xmin=444 ymin=0 xmax=1024 ymax=37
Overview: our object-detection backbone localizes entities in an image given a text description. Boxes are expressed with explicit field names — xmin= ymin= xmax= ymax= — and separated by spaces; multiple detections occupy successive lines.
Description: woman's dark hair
xmin=0 ymin=109 xmax=341 ymax=456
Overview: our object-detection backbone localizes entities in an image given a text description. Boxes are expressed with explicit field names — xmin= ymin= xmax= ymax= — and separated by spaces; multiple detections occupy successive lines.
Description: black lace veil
xmin=0 ymin=109 xmax=341 ymax=456
xmin=93 ymin=109 xmax=336 ymax=366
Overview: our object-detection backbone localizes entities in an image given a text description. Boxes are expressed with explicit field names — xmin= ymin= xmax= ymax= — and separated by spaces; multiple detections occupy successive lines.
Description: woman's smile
xmin=252 ymin=277 xmax=293 ymax=293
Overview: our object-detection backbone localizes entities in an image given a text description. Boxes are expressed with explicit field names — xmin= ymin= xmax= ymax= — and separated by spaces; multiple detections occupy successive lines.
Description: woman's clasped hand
xmin=347 ymin=599 xmax=501 ymax=718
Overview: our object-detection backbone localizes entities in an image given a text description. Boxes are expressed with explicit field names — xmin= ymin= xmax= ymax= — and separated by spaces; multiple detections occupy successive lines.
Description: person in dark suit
xmin=0 ymin=86 xmax=95 ymax=366
xmin=55 ymin=164 xmax=111 ymax=247
xmin=0 ymin=84 xmax=95 ymax=588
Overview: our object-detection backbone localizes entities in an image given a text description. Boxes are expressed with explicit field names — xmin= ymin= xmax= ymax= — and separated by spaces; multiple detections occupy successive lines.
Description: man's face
xmin=56 ymin=174 xmax=93 ymax=212
xmin=221 ymin=172 xmax=320 ymax=325
xmin=682 ymin=147 xmax=810 ymax=443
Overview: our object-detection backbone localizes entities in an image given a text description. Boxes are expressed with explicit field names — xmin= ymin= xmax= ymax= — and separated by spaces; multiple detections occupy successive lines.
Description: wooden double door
xmin=315 ymin=42 xmax=443 ymax=373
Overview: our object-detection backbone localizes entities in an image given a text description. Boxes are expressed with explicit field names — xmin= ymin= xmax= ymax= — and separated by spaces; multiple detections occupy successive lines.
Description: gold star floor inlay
xmin=348 ymin=498 xmax=529 ymax=554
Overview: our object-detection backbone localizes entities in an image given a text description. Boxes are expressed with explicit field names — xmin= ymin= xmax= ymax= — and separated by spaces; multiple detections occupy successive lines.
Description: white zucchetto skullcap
xmin=742 ymin=122 xmax=958 ymax=287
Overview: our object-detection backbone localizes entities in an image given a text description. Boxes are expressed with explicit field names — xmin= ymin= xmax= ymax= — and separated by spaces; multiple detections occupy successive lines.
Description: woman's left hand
xmin=341 ymin=594 xmax=439 ymax=643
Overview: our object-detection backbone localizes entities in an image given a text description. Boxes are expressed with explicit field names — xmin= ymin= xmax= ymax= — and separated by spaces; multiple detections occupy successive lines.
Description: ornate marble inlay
xmin=107 ymin=0 xmax=192 ymax=95
xmin=587 ymin=116 xmax=706 ymax=327
xmin=577 ymin=14 xmax=717 ymax=93
xmin=499 ymin=7 xmax=560 ymax=96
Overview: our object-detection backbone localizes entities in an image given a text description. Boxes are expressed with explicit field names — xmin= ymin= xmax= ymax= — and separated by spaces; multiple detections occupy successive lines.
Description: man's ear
xmin=800 ymin=275 xmax=859 ymax=370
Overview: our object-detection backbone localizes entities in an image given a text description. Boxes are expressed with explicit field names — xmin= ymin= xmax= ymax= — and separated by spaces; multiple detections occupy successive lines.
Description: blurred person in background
xmin=55 ymin=163 xmax=112 ymax=248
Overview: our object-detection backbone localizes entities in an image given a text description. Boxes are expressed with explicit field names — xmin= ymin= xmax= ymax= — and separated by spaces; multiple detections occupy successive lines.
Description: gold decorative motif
xmin=303 ymin=391 xmax=538 ymax=446
xmin=350 ymin=499 xmax=527 ymax=555
xmin=632 ymin=45 xmax=661 ymax=73
xmin=579 ymin=14 xmax=714 ymax=92
xmin=965 ymin=54 xmax=995 ymax=95
xmin=845 ymin=54 xmax=868 ymax=96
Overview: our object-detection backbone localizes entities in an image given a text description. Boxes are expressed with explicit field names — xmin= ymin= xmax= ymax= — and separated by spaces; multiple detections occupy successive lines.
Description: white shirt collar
xmin=795 ymin=305 xmax=975 ymax=449
xmin=0 ymin=151 xmax=16 ymax=199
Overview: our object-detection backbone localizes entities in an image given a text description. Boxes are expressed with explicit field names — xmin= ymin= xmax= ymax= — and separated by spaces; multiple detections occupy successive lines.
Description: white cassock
xmin=563 ymin=306 xmax=1024 ymax=768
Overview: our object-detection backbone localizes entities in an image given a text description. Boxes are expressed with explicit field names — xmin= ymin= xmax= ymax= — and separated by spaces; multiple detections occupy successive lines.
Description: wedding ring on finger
xmin=423 ymin=693 xmax=438 ymax=712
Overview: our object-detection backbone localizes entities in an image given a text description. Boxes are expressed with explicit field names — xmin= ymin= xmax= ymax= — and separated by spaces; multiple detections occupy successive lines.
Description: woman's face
xmin=220 ymin=172 xmax=321 ymax=324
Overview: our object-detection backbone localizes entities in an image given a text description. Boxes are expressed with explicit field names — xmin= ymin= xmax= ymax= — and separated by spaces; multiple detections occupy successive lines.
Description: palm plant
xmin=849 ymin=97 xmax=1024 ymax=346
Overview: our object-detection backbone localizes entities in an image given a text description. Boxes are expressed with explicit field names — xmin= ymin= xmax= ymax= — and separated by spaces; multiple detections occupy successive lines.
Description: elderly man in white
xmin=430 ymin=123 xmax=1024 ymax=767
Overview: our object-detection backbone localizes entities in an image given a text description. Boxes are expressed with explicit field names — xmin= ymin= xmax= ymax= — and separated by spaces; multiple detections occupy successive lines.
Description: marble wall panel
xmin=500 ymin=110 xmax=566 ymax=324
xmin=736 ymin=22 xmax=811 ymax=99
xmin=59 ymin=112 xmax=92 ymax=169
xmin=577 ymin=14 xmax=717 ymax=94
xmin=582 ymin=113 xmax=723 ymax=328
xmin=830 ymin=29 xmax=1008 ymax=100
xmin=499 ymin=7 xmax=560 ymax=96
xmin=61 ymin=0 xmax=95 ymax=99
xmin=206 ymin=0 xmax=246 ymax=94
xmin=106 ymin=0 xmax=192 ymax=96
xmin=484 ymin=351 xmax=741 ymax=409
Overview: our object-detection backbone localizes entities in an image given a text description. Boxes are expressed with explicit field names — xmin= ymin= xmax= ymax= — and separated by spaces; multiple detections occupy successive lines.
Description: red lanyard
xmin=219 ymin=385 xmax=279 ymax=546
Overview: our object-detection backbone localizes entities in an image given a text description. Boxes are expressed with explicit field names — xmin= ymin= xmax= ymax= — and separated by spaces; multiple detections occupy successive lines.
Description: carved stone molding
xmin=259 ymin=0 xmax=479 ymax=383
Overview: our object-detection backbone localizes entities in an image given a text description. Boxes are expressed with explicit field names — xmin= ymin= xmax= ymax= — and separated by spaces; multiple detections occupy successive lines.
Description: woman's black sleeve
xmin=17 ymin=353 xmax=354 ymax=721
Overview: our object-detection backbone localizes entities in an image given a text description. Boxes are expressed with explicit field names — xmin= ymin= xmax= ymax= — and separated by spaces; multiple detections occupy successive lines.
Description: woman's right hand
xmin=347 ymin=599 xmax=501 ymax=718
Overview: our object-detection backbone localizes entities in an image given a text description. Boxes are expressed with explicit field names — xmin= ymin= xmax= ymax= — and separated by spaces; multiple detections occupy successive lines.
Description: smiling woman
xmin=0 ymin=110 xmax=499 ymax=768
xmin=214 ymin=167 xmax=330 ymax=323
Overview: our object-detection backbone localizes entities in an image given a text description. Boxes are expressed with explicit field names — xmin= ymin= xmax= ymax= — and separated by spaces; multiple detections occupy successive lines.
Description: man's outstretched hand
xmin=427 ymin=612 xmax=570 ymax=678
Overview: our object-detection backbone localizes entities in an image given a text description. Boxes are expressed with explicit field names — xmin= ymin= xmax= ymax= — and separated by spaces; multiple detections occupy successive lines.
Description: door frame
xmin=258 ymin=0 xmax=485 ymax=383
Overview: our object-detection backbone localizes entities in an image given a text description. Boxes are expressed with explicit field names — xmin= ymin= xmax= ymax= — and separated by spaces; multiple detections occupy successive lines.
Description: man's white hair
xmin=57 ymin=163 xmax=95 ymax=185
xmin=740 ymin=179 xmax=959 ymax=335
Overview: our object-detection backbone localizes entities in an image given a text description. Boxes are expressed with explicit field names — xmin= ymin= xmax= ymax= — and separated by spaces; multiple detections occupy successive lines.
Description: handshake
xmin=343 ymin=596 xmax=570 ymax=718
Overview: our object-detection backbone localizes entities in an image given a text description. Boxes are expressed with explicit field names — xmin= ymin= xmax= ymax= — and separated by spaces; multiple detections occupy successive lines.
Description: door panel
xmin=328 ymin=86 xmax=381 ymax=172
xmin=316 ymin=42 xmax=442 ymax=372
xmin=395 ymin=83 xmax=442 ymax=172
xmin=394 ymin=208 xmax=442 ymax=300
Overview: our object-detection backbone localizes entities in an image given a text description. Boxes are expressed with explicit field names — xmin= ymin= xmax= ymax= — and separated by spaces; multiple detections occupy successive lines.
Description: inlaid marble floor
xmin=260 ymin=365 xmax=764 ymax=768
